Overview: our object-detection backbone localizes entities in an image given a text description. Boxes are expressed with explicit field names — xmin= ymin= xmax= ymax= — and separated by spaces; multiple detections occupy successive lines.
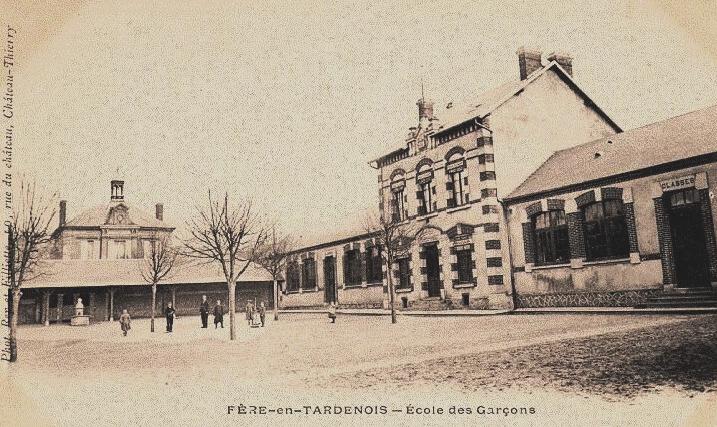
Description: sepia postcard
xmin=2 ymin=1 xmax=717 ymax=426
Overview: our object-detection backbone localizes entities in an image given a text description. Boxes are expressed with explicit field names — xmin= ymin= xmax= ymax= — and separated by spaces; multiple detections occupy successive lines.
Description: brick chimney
xmin=110 ymin=180 xmax=125 ymax=202
xmin=155 ymin=203 xmax=163 ymax=221
xmin=517 ymin=47 xmax=543 ymax=80
xmin=417 ymin=97 xmax=434 ymax=127
xmin=547 ymin=51 xmax=573 ymax=77
xmin=59 ymin=200 xmax=67 ymax=227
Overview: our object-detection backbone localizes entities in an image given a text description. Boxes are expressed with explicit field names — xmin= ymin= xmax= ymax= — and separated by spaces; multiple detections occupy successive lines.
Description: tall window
xmin=456 ymin=249 xmax=474 ymax=283
xmin=397 ymin=258 xmax=410 ymax=289
xmin=416 ymin=163 xmax=434 ymax=215
xmin=391 ymin=190 xmax=406 ymax=222
xmin=390 ymin=172 xmax=407 ymax=222
xmin=446 ymin=152 xmax=468 ymax=208
xmin=344 ymin=249 xmax=362 ymax=286
xmin=114 ymin=240 xmax=129 ymax=259
xmin=582 ymin=199 xmax=629 ymax=260
xmin=532 ymin=210 xmax=570 ymax=265
xmin=286 ymin=260 xmax=300 ymax=291
xmin=81 ymin=239 xmax=96 ymax=260
xmin=365 ymin=246 xmax=383 ymax=283
xmin=301 ymin=258 xmax=317 ymax=290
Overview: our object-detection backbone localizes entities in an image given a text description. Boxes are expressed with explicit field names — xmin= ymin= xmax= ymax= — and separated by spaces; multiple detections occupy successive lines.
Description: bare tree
xmin=139 ymin=232 xmax=179 ymax=332
xmin=255 ymin=224 xmax=294 ymax=321
xmin=182 ymin=191 xmax=266 ymax=340
xmin=7 ymin=180 xmax=57 ymax=362
xmin=364 ymin=209 xmax=424 ymax=324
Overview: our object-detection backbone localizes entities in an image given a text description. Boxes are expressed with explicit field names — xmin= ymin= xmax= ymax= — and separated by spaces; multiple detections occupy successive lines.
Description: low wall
xmin=514 ymin=259 xmax=663 ymax=307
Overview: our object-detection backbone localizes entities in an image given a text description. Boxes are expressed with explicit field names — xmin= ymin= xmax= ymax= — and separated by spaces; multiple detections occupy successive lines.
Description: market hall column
xmin=42 ymin=290 xmax=51 ymax=326
xmin=56 ymin=293 xmax=64 ymax=323
xmin=109 ymin=288 xmax=116 ymax=322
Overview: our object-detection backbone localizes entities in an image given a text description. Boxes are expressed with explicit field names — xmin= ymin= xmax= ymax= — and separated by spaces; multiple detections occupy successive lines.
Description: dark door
xmin=323 ymin=256 xmax=337 ymax=303
xmin=667 ymin=189 xmax=710 ymax=287
xmin=424 ymin=244 xmax=442 ymax=297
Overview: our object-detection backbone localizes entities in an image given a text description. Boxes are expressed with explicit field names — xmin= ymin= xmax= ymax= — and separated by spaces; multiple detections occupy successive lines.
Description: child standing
xmin=119 ymin=309 xmax=131 ymax=336
xmin=213 ymin=300 xmax=224 ymax=329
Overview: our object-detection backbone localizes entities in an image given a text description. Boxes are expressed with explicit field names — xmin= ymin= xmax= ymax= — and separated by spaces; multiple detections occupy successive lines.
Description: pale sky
xmin=7 ymin=0 xmax=717 ymax=245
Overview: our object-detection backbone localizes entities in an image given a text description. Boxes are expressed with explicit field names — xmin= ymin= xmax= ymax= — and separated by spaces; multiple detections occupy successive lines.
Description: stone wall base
xmin=515 ymin=289 xmax=662 ymax=308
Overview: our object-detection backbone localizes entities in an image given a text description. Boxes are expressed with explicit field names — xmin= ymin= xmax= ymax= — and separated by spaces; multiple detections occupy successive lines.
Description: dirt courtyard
xmin=3 ymin=313 xmax=717 ymax=426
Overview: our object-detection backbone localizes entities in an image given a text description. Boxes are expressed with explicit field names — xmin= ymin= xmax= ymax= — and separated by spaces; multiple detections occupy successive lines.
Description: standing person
xmin=199 ymin=295 xmax=209 ymax=328
xmin=165 ymin=302 xmax=176 ymax=333
xmin=245 ymin=300 xmax=254 ymax=326
xmin=258 ymin=302 xmax=266 ymax=327
xmin=213 ymin=300 xmax=224 ymax=329
xmin=119 ymin=309 xmax=131 ymax=336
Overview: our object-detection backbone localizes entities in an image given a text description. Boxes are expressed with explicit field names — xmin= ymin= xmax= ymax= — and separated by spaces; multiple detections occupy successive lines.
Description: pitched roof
xmin=373 ymin=61 xmax=620 ymax=164
xmin=434 ymin=61 xmax=620 ymax=135
xmin=64 ymin=203 xmax=171 ymax=229
xmin=24 ymin=257 xmax=273 ymax=288
xmin=506 ymin=104 xmax=717 ymax=201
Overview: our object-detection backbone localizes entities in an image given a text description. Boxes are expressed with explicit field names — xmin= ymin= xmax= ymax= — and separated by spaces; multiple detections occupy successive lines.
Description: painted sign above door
xmin=660 ymin=174 xmax=696 ymax=192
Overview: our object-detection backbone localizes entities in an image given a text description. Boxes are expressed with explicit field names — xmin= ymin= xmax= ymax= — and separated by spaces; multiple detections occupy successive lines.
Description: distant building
xmin=504 ymin=105 xmax=717 ymax=307
xmin=282 ymin=48 xmax=621 ymax=310
xmin=19 ymin=180 xmax=274 ymax=325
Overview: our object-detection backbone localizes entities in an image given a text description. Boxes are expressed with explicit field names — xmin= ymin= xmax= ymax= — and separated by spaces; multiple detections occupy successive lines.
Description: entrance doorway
xmin=323 ymin=256 xmax=337 ymax=304
xmin=667 ymin=188 xmax=710 ymax=287
xmin=424 ymin=244 xmax=442 ymax=297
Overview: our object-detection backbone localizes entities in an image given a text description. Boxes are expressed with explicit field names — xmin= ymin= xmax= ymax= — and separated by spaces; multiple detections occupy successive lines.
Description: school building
xmin=504 ymin=105 xmax=717 ymax=308
xmin=281 ymin=48 xmax=624 ymax=310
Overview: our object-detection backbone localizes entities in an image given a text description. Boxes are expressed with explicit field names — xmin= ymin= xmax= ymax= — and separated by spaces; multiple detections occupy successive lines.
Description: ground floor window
xmin=532 ymin=210 xmax=570 ymax=265
xmin=366 ymin=246 xmax=383 ymax=283
xmin=456 ymin=249 xmax=474 ymax=283
xmin=301 ymin=258 xmax=317 ymax=290
xmin=583 ymin=200 xmax=629 ymax=260
xmin=344 ymin=249 xmax=362 ymax=286
xmin=286 ymin=260 xmax=300 ymax=291
xmin=397 ymin=258 xmax=410 ymax=289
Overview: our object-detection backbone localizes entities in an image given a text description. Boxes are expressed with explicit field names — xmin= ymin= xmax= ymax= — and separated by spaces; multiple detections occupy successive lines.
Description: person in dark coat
xmin=165 ymin=302 xmax=176 ymax=333
xmin=258 ymin=302 xmax=266 ymax=327
xmin=119 ymin=309 xmax=131 ymax=336
xmin=200 ymin=295 xmax=209 ymax=328
xmin=245 ymin=301 xmax=254 ymax=325
xmin=213 ymin=300 xmax=224 ymax=328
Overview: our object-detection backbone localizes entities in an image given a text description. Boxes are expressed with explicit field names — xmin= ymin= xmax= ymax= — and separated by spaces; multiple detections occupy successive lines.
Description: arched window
xmin=582 ymin=199 xmax=629 ymax=260
xmin=532 ymin=210 xmax=570 ymax=265
xmin=445 ymin=151 xmax=468 ymax=208
xmin=390 ymin=171 xmax=407 ymax=222
xmin=416 ymin=162 xmax=435 ymax=215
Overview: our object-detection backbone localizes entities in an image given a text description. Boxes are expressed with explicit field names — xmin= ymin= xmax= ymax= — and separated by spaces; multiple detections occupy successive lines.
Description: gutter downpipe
xmin=500 ymin=198 xmax=518 ymax=313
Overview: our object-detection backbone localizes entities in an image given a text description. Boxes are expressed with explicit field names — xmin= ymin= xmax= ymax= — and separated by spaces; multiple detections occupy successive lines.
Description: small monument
xmin=71 ymin=297 xmax=90 ymax=326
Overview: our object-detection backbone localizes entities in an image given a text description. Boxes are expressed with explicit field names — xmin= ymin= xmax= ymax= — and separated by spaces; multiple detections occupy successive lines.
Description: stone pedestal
xmin=70 ymin=315 xmax=90 ymax=326
xmin=71 ymin=297 xmax=89 ymax=326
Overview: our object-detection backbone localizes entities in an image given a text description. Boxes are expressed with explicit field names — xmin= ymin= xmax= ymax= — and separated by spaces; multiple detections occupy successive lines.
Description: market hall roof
xmin=506 ymin=104 xmax=717 ymax=202
xmin=63 ymin=202 xmax=173 ymax=229
xmin=23 ymin=257 xmax=273 ymax=289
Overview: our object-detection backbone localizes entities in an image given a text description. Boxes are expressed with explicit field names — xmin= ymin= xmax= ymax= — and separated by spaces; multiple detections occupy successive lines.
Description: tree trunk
xmin=9 ymin=287 xmax=21 ymax=362
xmin=150 ymin=283 xmax=156 ymax=332
xmin=273 ymin=278 xmax=279 ymax=321
xmin=228 ymin=280 xmax=236 ymax=340
xmin=387 ymin=274 xmax=397 ymax=324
